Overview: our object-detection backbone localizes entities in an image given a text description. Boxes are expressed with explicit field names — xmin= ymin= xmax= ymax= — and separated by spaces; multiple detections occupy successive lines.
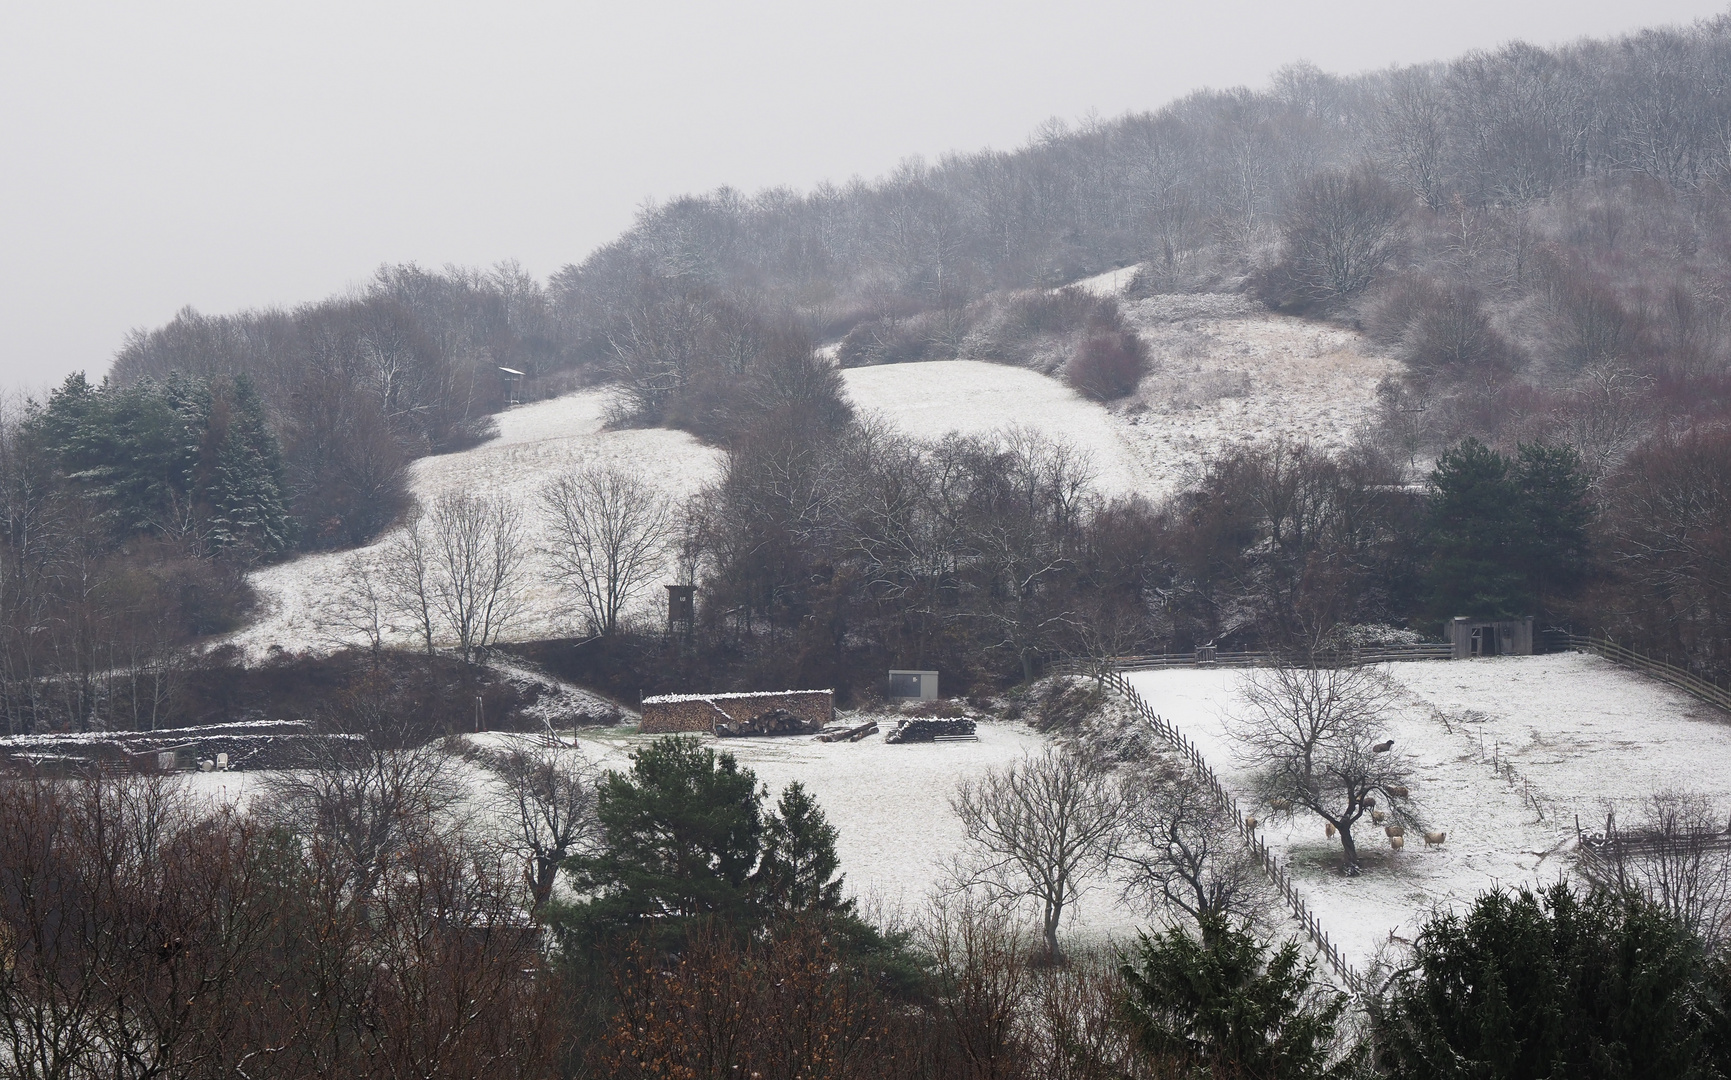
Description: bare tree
xmin=258 ymin=696 xmax=464 ymax=912
xmin=324 ymin=553 xmax=391 ymax=657
xmin=1583 ymin=789 xmax=1731 ymax=950
xmin=951 ymin=747 xmax=1121 ymax=962
xmin=429 ymin=492 xmax=528 ymax=664
xmin=1232 ymin=664 xmax=1410 ymax=875
xmin=472 ymin=739 xmax=602 ymax=910
xmin=541 ymin=465 xmax=673 ymax=637
xmin=1111 ymin=758 xmax=1262 ymax=927
xmin=381 ymin=514 xmax=438 ymax=655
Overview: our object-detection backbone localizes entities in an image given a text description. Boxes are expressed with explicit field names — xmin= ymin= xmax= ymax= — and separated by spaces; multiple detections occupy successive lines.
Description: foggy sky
xmin=3 ymin=0 xmax=1725 ymax=393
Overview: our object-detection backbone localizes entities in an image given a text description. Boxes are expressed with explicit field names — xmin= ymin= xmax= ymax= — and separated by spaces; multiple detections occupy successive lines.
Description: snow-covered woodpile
xmin=639 ymin=689 xmax=833 ymax=735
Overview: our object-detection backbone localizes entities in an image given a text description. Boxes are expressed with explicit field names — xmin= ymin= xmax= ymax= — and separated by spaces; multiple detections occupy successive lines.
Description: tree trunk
xmin=1339 ymin=824 xmax=1361 ymax=876
xmin=1043 ymin=898 xmax=1064 ymax=964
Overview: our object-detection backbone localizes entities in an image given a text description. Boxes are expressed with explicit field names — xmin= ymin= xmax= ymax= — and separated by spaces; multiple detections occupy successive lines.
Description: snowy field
xmin=229 ymin=390 xmax=722 ymax=659
xmin=843 ymin=361 xmax=1153 ymax=498
xmin=563 ymin=720 xmax=1141 ymax=927
xmin=1126 ymin=654 xmax=1731 ymax=967
xmin=845 ymin=279 xmax=1399 ymax=504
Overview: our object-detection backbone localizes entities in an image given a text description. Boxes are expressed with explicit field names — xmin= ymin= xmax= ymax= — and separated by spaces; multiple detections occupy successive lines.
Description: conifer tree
xmin=1377 ymin=884 xmax=1725 ymax=1080
xmin=756 ymin=780 xmax=850 ymax=915
xmin=204 ymin=374 xmax=291 ymax=555
xmin=1120 ymin=913 xmax=1361 ymax=1079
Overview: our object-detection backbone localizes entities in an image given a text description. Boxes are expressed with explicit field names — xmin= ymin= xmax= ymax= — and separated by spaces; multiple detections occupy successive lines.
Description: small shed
xmin=887 ymin=670 xmax=939 ymax=701
xmin=1447 ymin=616 xmax=1534 ymax=658
xmin=498 ymin=366 xmax=526 ymax=405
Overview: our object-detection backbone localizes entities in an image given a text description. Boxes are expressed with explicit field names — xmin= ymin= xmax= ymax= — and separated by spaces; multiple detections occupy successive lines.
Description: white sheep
xmin=1424 ymin=830 xmax=1448 ymax=848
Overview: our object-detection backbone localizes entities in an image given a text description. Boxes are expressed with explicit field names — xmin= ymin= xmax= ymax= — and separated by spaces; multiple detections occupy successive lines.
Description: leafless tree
xmin=381 ymin=493 xmax=528 ymax=662
xmin=1584 ymin=789 xmax=1731 ymax=950
xmin=1232 ymin=663 xmax=1411 ymax=874
xmin=381 ymin=514 xmax=438 ymax=654
xmin=324 ymin=553 xmax=390 ymax=656
xmin=1111 ymin=758 xmax=1262 ymax=927
xmin=541 ymin=465 xmax=673 ymax=638
xmin=472 ymin=738 xmax=603 ymax=910
xmin=428 ymin=492 xmax=528 ymax=664
xmin=257 ymin=702 xmax=464 ymax=912
xmin=951 ymin=747 xmax=1121 ymax=962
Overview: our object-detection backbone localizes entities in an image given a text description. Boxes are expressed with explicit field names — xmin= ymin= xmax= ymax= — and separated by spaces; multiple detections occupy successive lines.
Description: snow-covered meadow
xmin=229 ymin=390 xmax=723 ymax=659
xmin=1126 ymin=653 xmax=1731 ymax=967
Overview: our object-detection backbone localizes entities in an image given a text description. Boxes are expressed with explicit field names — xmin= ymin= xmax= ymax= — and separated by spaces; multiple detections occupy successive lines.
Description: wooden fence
xmin=1563 ymin=635 xmax=1731 ymax=714
xmin=1065 ymin=641 xmax=1452 ymax=675
xmin=1099 ymin=668 xmax=1364 ymax=994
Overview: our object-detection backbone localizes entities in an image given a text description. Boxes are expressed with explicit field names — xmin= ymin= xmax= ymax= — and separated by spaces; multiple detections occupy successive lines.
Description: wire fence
xmin=1098 ymin=668 xmax=1365 ymax=995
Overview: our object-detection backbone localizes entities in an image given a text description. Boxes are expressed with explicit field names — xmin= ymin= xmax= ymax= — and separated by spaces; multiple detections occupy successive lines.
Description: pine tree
xmin=1511 ymin=441 xmax=1593 ymax=606
xmin=756 ymin=781 xmax=850 ymax=915
xmin=203 ymin=374 xmax=291 ymax=555
xmin=563 ymin=736 xmax=766 ymax=938
xmin=1120 ymin=913 xmax=1362 ymax=1079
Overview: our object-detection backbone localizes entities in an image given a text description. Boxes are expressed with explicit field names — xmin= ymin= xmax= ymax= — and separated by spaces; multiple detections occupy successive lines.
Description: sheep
xmin=1386 ymin=785 xmax=1410 ymax=799
xmin=1424 ymin=830 xmax=1447 ymax=848
xmin=1243 ymin=816 xmax=1259 ymax=831
xmin=1325 ymin=822 xmax=1337 ymax=839
xmin=1373 ymin=739 xmax=1395 ymax=753
xmin=1385 ymin=825 xmax=1405 ymax=838
xmin=1390 ymin=834 xmax=1405 ymax=851
xmin=1270 ymin=798 xmax=1293 ymax=812
xmin=1362 ymin=795 xmax=1377 ymax=809
xmin=1371 ymin=809 xmax=1387 ymax=825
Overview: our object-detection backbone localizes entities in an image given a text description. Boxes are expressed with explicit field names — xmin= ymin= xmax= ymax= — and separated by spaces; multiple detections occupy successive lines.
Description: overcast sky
xmin=2 ymin=0 xmax=1725 ymax=394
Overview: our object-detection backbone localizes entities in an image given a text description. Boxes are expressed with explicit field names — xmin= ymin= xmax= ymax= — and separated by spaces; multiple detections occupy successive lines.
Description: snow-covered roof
xmin=641 ymin=689 xmax=832 ymax=705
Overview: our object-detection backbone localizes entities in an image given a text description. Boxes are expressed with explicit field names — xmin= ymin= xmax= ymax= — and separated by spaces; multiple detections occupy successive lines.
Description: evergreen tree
xmin=1378 ymin=884 xmax=1727 ymax=1080
xmin=563 ymin=736 xmax=766 ymax=936
xmin=1120 ymin=913 xmax=1362 ymax=1079
xmin=1424 ymin=438 xmax=1593 ymax=620
xmin=756 ymin=780 xmax=850 ymax=915
xmin=204 ymin=374 xmax=292 ymax=555
xmin=1424 ymin=438 xmax=1527 ymax=618
xmin=1511 ymin=441 xmax=1593 ymax=605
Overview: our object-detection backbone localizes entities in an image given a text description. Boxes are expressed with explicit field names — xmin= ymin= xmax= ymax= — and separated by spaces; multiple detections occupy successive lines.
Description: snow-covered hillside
xmin=844 ymin=275 xmax=1400 ymax=502
xmin=843 ymin=361 xmax=1152 ymax=498
xmin=232 ymin=279 xmax=1395 ymax=655
xmin=230 ymin=390 xmax=722 ymax=658
xmin=1126 ymin=654 xmax=1731 ymax=967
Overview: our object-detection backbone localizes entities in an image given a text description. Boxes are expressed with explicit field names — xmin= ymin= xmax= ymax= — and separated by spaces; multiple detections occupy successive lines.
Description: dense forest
xmin=4 ymin=15 xmax=1731 ymax=736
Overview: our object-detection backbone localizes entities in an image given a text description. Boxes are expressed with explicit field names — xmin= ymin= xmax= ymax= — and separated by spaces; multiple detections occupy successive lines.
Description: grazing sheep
xmin=1424 ymin=830 xmax=1447 ymax=848
xmin=1385 ymin=825 xmax=1405 ymax=838
xmin=1390 ymin=834 xmax=1405 ymax=851
xmin=1362 ymin=795 xmax=1377 ymax=809
xmin=1373 ymin=739 xmax=1395 ymax=753
xmin=1386 ymin=785 xmax=1410 ymax=799
xmin=1270 ymin=798 xmax=1293 ymax=812
xmin=1326 ymin=822 xmax=1337 ymax=839
xmin=1243 ymin=816 xmax=1259 ymax=831
xmin=1371 ymin=809 xmax=1387 ymax=825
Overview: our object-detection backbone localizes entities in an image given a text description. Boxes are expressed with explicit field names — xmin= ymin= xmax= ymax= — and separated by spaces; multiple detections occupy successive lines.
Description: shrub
xmin=1065 ymin=330 xmax=1150 ymax=400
